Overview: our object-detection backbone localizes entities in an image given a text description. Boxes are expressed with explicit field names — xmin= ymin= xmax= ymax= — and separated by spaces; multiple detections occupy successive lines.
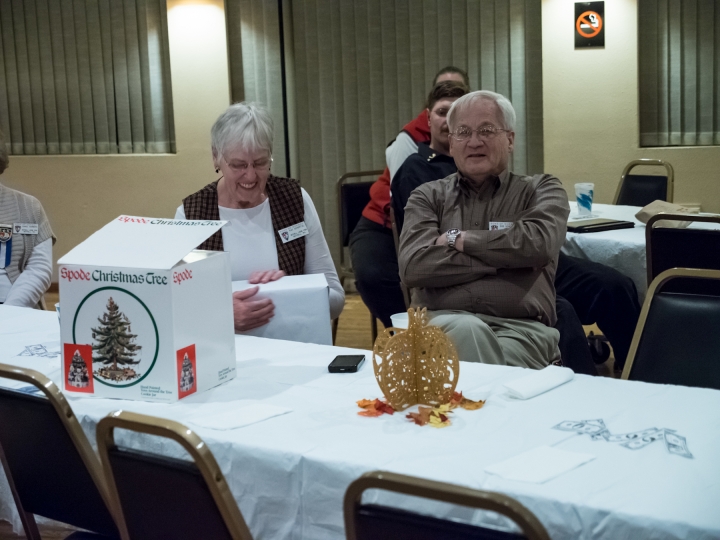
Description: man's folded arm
xmin=398 ymin=190 xmax=497 ymax=288
xmin=462 ymin=175 xmax=570 ymax=268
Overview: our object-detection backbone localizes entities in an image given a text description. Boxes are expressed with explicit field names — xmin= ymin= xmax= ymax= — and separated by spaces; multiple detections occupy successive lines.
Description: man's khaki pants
xmin=428 ymin=310 xmax=560 ymax=369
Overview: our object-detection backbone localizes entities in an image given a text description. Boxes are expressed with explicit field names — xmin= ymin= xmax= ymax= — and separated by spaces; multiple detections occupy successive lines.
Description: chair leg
xmin=370 ymin=315 xmax=378 ymax=344
xmin=0 ymin=444 xmax=41 ymax=540
xmin=332 ymin=317 xmax=339 ymax=345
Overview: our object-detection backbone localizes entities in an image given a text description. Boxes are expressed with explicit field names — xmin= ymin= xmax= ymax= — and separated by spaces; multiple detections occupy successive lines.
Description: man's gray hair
xmin=447 ymin=90 xmax=516 ymax=132
xmin=211 ymin=102 xmax=274 ymax=158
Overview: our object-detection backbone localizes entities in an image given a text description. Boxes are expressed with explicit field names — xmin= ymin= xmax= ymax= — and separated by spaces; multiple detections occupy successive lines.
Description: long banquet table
xmin=1 ymin=305 xmax=720 ymax=539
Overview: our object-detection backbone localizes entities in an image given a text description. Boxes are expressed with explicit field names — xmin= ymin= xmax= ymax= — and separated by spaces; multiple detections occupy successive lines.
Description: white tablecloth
xmin=2 ymin=305 xmax=720 ymax=540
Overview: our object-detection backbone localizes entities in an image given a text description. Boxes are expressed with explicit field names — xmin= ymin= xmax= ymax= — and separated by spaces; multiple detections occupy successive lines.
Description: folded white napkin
xmin=503 ymin=365 xmax=574 ymax=399
xmin=485 ymin=446 xmax=595 ymax=484
xmin=186 ymin=401 xmax=292 ymax=430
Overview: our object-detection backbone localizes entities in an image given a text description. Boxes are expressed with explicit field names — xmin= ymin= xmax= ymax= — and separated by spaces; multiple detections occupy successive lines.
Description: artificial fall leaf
xmin=450 ymin=391 xmax=485 ymax=411
xmin=406 ymin=406 xmax=432 ymax=426
xmin=357 ymin=398 xmax=394 ymax=417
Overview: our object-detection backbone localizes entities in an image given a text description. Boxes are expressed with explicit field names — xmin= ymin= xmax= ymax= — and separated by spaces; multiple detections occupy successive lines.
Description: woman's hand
xmin=248 ymin=269 xmax=286 ymax=284
xmin=232 ymin=286 xmax=275 ymax=331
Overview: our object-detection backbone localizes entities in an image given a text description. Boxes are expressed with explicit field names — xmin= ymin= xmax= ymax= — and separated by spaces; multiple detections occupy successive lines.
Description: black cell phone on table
xmin=328 ymin=355 xmax=365 ymax=373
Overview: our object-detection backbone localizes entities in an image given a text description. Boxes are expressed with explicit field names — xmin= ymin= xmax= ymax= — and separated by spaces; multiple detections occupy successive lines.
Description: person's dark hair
xmin=0 ymin=129 xmax=8 ymax=175
xmin=433 ymin=66 xmax=469 ymax=87
xmin=427 ymin=80 xmax=470 ymax=113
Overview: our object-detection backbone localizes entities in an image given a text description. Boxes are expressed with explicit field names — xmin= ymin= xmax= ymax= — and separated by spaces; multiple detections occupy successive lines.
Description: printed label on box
xmin=177 ymin=344 xmax=197 ymax=399
xmin=64 ymin=344 xmax=94 ymax=393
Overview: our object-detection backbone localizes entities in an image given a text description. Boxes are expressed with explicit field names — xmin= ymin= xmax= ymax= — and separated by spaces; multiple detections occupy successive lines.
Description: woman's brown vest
xmin=182 ymin=175 xmax=305 ymax=276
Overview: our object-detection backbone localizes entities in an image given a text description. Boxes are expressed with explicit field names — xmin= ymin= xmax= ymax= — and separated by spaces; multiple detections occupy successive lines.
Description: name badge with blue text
xmin=489 ymin=221 xmax=513 ymax=231
xmin=278 ymin=222 xmax=309 ymax=244
xmin=14 ymin=223 xmax=39 ymax=235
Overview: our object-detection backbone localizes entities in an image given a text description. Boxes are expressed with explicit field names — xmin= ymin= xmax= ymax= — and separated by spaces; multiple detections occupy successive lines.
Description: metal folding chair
xmin=622 ymin=268 xmax=720 ymax=390
xmin=333 ymin=170 xmax=384 ymax=344
xmin=344 ymin=470 xmax=550 ymax=540
xmin=96 ymin=410 xmax=253 ymax=540
xmin=0 ymin=364 xmax=120 ymax=539
xmin=614 ymin=159 xmax=674 ymax=206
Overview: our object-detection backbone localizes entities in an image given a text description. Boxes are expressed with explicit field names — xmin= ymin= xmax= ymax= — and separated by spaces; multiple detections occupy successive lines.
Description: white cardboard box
xmin=58 ymin=216 xmax=236 ymax=402
xmin=232 ymin=274 xmax=332 ymax=345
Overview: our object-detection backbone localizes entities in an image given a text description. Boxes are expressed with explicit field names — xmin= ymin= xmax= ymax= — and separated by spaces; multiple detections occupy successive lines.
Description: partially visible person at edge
xmin=391 ymin=80 xmax=469 ymax=233
xmin=176 ymin=102 xmax=344 ymax=332
xmin=399 ymin=90 xmax=568 ymax=369
xmin=0 ymin=129 xmax=54 ymax=309
xmin=349 ymin=66 xmax=469 ymax=329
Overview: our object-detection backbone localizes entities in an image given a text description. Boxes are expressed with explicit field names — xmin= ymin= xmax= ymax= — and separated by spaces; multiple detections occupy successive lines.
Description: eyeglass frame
xmin=220 ymin=153 xmax=273 ymax=174
xmin=450 ymin=125 xmax=512 ymax=142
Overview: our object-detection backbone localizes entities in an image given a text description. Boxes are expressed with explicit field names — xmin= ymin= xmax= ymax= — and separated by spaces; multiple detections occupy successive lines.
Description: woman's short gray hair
xmin=447 ymin=90 xmax=516 ymax=132
xmin=211 ymin=102 xmax=274 ymax=158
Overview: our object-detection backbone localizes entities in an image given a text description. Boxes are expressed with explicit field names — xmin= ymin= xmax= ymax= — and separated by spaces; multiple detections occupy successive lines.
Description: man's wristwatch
xmin=446 ymin=228 xmax=461 ymax=249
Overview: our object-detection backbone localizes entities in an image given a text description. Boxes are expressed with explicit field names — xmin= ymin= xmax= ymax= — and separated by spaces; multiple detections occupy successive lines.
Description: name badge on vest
xmin=0 ymin=224 xmax=12 ymax=269
xmin=14 ymin=223 xmax=39 ymax=235
xmin=278 ymin=222 xmax=309 ymax=244
xmin=489 ymin=221 xmax=513 ymax=231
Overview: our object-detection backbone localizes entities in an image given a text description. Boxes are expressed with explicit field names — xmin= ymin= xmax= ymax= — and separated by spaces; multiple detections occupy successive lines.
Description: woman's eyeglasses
xmin=222 ymin=156 xmax=273 ymax=174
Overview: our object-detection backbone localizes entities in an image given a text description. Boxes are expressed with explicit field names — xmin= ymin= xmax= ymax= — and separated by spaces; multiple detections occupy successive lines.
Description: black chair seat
xmin=356 ymin=504 xmax=526 ymax=540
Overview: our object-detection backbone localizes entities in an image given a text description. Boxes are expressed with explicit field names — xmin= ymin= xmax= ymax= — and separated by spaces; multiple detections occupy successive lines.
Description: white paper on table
xmin=485 ymin=446 xmax=595 ymax=484
xmin=503 ymin=365 xmax=574 ymax=399
xmin=232 ymin=274 xmax=332 ymax=345
xmin=185 ymin=401 xmax=292 ymax=430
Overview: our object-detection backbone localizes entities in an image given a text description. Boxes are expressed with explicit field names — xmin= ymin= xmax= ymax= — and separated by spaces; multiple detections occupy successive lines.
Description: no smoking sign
xmin=575 ymin=1 xmax=604 ymax=48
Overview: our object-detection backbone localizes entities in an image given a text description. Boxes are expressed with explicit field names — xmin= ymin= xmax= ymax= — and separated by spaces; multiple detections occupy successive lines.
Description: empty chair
xmin=344 ymin=470 xmax=550 ymax=540
xmin=614 ymin=159 xmax=674 ymax=206
xmin=333 ymin=170 xmax=383 ymax=343
xmin=96 ymin=410 xmax=253 ymax=540
xmin=622 ymin=268 xmax=720 ymax=390
xmin=0 ymin=364 xmax=120 ymax=539
xmin=646 ymin=213 xmax=720 ymax=295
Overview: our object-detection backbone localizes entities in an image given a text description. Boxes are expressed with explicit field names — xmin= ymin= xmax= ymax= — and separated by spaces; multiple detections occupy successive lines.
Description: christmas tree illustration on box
xmin=179 ymin=353 xmax=195 ymax=392
xmin=67 ymin=350 xmax=90 ymax=388
xmin=92 ymin=297 xmax=142 ymax=382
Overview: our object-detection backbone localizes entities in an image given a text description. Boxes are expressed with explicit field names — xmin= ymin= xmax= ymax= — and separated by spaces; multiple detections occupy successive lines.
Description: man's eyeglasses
xmin=222 ymin=155 xmax=273 ymax=174
xmin=451 ymin=126 xmax=510 ymax=142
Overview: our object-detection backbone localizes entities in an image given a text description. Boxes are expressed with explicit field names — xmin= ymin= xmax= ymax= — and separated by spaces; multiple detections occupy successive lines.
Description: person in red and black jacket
xmin=349 ymin=67 xmax=469 ymax=328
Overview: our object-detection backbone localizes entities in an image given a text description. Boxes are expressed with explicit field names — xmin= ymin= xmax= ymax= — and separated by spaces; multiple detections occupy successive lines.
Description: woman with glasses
xmin=175 ymin=102 xmax=344 ymax=332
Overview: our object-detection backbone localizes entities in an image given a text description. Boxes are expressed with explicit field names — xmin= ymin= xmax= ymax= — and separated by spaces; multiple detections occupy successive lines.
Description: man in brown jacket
xmin=398 ymin=91 xmax=569 ymax=369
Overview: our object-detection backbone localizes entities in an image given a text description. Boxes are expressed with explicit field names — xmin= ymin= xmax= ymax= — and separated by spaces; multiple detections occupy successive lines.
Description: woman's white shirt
xmin=0 ymin=237 xmax=52 ymax=307
xmin=174 ymin=188 xmax=344 ymax=319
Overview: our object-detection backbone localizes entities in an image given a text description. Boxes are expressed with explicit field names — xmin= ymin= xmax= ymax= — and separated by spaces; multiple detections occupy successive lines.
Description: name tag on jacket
xmin=489 ymin=221 xmax=513 ymax=231
xmin=278 ymin=222 xmax=309 ymax=243
xmin=14 ymin=223 xmax=39 ymax=235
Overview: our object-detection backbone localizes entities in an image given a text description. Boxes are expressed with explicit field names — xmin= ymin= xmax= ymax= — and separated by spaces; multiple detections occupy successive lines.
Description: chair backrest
xmin=646 ymin=213 xmax=720 ymax=294
xmin=336 ymin=170 xmax=383 ymax=268
xmin=622 ymin=268 xmax=720 ymax=390
xmin=614 ymin=159 xmax=674 ymax=206
xmin=96 ymin=410 xmax=253 ymax=540
xmin=0 ymin=364 xmax=119 ymax=538
xmin=344 ymin=471 xmax=550 ymax=540
xmin=388 ymin=206 xmax=411 ymax=309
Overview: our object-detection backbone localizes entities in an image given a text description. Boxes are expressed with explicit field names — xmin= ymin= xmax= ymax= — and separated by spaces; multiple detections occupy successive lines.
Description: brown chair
xmin=614 ymin=159 xmax=674 ymax=206
xmin=332 ymin=170 xmax=384 ymax=344
xmin=96 ymin=410 xmax=253 ymax=540
xmin=621 ymin=268 xmax=720 ymax=390
xmin=646 ymin=212 xmax=720 ymax=295
xmin=0 ymin=364 xmax=120 ymax=539
xmin=344 ymin=470 xmax=550 ymax=540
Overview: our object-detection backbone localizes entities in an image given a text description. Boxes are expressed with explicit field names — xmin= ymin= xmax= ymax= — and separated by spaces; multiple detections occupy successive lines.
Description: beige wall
xmin=1 ymin=0 xmax=231 ymax=280
xmin=3 ymin=0 xmax=720 ymax=283
xmin=543 ymin=0 xmax=720 ymax=212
